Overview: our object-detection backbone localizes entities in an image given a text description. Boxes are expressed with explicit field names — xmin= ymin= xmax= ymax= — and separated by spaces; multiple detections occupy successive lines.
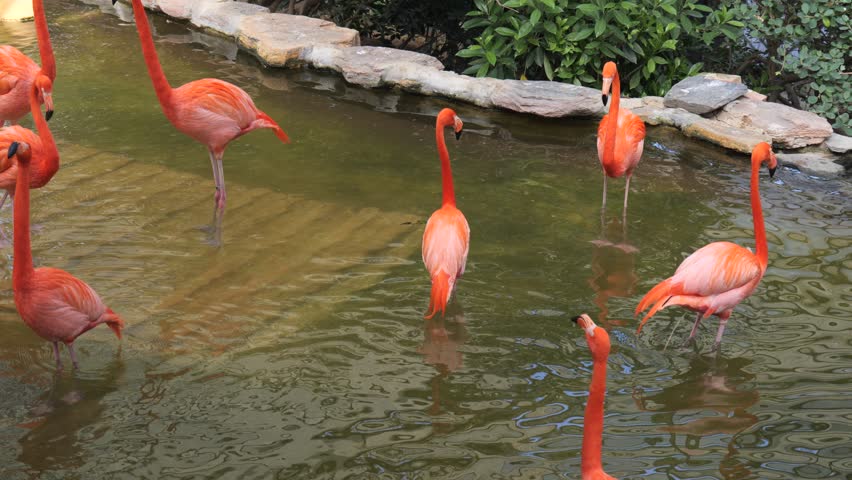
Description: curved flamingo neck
xmin=32 ymin=0 xmax=55 ymax=80
xmin=129 ymin=0 xmax=174 ymax=114
xmin=603 ymin=71 xmax=620 ymax=165
xmin=582 ymin=353 xmax=608 ymax=476
xmin=13 ymin=153 xmax=34 ymax=290
xmin=30 ymin=86 xmax=57 ymax=174
xmin=436 ymin=121 xmax=456 ymax=207
xmin=750 ymin=156 xmax=768 ymax=268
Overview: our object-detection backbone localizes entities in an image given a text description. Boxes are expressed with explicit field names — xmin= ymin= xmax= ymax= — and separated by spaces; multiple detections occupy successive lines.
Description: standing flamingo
xmin=422 ymin=108 xmax=468 ymax=319
xmin=8 ymin=141 xmax=125 ymax=369
xmin=597 ymin=61 xmax=645 ymax=220
xmin=573 ymin=313 xmax=617 ymax=480
xmin=0 ymin=0 xmax=56 ymax=124
xmin=116 ymin=0 xmax=289 ymax=211
xmin=634 ymin=142 xmax=778 ymax=351
xmin=0 ymin=79 xmax=58 ymax=214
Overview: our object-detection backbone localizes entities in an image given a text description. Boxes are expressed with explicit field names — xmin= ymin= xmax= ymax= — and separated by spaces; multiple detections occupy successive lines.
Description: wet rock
xmin=382 ymin=65 xmax=500 ymax=108
xmin=825 ymin=133 xmax=852 ymax=154
xmin=338 ymin=47 xmax=444 ymax=88
xmin=776 ymin=152 xmax=845 ymax=178
xmin=714 ymin=99 xmax=833 ymax=148
xmin=155 ymin=0 xmax=195 ymax=19
xmin=664 ymin=74 xmax=748 ymax=114
xmin=682 ymin=118 xmax=771 ymax=154
xmin=633 ymin=106 xmax=701 ymax=129
xmin=237 ymin=13 xmax=359 ymax=67
xmin=301 ymin=45 xmax=344 ymax=71
xmin=489 ymin=81 xmax=604 ymax=118
xmin=192 ymin=1 xmax=268 ymax=37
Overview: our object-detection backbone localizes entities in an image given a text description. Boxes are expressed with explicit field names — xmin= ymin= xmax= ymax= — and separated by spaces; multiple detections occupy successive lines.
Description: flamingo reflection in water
xmin=589 ymin=216 xmax=638 ymax=328
xmin=419 ymin=309 xmax=467 ymax=433
xmin=632 ymin=356 xmax=759 ymax=478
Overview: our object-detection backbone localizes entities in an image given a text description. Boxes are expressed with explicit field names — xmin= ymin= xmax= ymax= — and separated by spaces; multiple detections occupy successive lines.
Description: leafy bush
xmin=457 ymin=0 xmax=743 ymax=96
xmin=707 ymin=0 xmax=851 ymax=135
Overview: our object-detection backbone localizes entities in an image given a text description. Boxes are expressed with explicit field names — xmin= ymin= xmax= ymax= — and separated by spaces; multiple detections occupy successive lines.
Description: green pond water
xmin=0 ymin=1 xmax=850 ymax=478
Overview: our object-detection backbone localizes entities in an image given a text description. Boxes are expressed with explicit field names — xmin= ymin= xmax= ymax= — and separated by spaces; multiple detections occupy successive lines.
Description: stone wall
xmin=103 ymin=0 xmax=848 ymax=177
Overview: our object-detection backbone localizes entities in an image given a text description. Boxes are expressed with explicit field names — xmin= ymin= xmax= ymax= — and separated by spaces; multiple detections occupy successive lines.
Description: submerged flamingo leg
xmin=713 ymin=317 xmax=729 ymax=351
xmin=683 ymin=311 xmax=702 ymax=346
xmin=52 ymin=341 xmax=62 ymax=368
xmin=67 ymin=343 xmax=80 ymax=369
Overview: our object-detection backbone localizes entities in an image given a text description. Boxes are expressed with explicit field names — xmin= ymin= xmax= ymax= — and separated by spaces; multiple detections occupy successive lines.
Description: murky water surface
xmin=0 ymin=2 xmax=850 ymax=478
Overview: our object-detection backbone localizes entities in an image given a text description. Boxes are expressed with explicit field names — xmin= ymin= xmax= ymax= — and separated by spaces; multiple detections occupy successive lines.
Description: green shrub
xmin=457 ymin=0 xmax=743 ymax=96
xmin=708 ymin=0 xmax=851 ymax=135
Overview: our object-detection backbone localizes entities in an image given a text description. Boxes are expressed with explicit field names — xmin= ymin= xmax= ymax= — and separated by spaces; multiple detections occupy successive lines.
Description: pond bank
xmin=97 ymin=0 xmax=847 ymax=177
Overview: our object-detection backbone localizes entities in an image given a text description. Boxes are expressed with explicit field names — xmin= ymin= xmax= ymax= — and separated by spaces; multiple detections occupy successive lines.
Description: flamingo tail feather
xmin=425 ymin=271 xmax=451 ymax=320
xmin=104 ymin=308 xmax=125 ymax=340
xmin=635 ymin=278 xmax=675 ymax=334
xmin=256 ymin=111 xmax=290 ymax=144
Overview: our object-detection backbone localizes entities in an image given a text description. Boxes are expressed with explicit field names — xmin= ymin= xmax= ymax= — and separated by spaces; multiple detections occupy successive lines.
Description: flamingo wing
xmin=22 ymin=268 xmax=108 ymax=342
xmin=422 ymin=206 xmax=470 ymax=279
xmin=175 ymin=78 xmax=257 ymax=129
xmin=616 ymin=108 xmax=645 ymax=173
xmin=670 ymin=242 xmax=763 ymax=297
xmin=0 ymin=46 xmax=38 ymax=80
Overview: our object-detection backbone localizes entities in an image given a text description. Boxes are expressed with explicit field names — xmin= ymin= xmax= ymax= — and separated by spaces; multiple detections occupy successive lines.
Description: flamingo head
xmin=33 ymin=74 xmax=54 ymax=122
xmin=7 ymin=141 xmax=31 ymax=166
xmin=437 ymin=108 xmax=464 ymax=140
xmin=572 ymin=313 xmax=611 ymax=360
xmin=600 ymin=61 xmax=618 ymax=106
xmin=753 ymin=142 xmax=778 ymax=178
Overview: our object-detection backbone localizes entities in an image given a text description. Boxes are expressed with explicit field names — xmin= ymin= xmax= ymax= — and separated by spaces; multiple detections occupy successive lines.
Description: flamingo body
xmin=422 ymin=108 xmax=468 ymax=318
xmin=0 ymin=125 xmax=57 ymax=193
xmin=596 ymin=108 xmax=644 ymax=179
xmin=635 ymin=142 xmax=777 ymax=349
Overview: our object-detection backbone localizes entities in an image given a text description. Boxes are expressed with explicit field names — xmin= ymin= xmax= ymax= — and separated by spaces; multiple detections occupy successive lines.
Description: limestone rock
xmin=682 ymin=119 xmax=771 ymax=154
xmin=192 ymin=1 xmax=268 ymax=37
xmin=237 ymin=13 xmax=359 ymax=67
xmin=664 ymin=74 xmax=748 ymax=114
xmin=619 ymin=97 xmax=643 ymax=110
xmin=633 ymin=106 xmax=701 ymax=129
xmin=156 ymin=0 xmax=196 ymax=19
xmin=489 ymin=81 xmax=604 ymax=117
xmin=776 ymin=152 xmax=845 ymax=178
xmin=301 ymin=45 xmax=345 ymax=71
xmin=825 ymin=133 xmax=852 ymax=154
xmin=715 ymin=99 xmax=833 ymax=148
xmin=744 ymin=90 xmax=766 ymax=101
xmin=381 ymin=65 xmax=499 ymax=108
xmin=338 ymin=47 xmax=443 ymax=88
xmin=643 ymin=96 xmax=665 ymax=108
xmin=699 ymin=72 xmax=742 ymax=84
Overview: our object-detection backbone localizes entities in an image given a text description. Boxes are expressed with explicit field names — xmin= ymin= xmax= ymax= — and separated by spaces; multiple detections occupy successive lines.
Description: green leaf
xmin=566 ymin=27 xmax=594 ymax=41
xmin=629 ymin=71 xmax=641 ymax=89
xmin=530 ymin=9 xmax=542 ymax=25
xmin=543 ymin=21 xmax=558 ymax=34
xmin=496 ymin=27 xmax=516 ymax=36
xmin=661 ymin=3 xmax=677 ymax=15
xmin=613 ymin=10 xmax=631 ymax=27
xmin=503 ymin=0 xmax=524 ymax=8
xmin=543 ymin=55 xmax=554 ymax=80
xmin=727 ymin=20 xmax=744 ymax=27
xmin=518 ymin=22 xmax=533 ymax=38
xmin=577 ymin=4 xmax=599 ymax=16
xmin=693 ymin=4 xmax=712 ymax=12
xmin=661 ymin=39 xmax=677 ymax=50
xmin=680 ymin=16 xmax=693 ymax=33
xmin=540 ymin=0 xmax=555 ymax=8
xmin=648 ymin=58 xmax=656 ymax=73
xmin=456 ymin=46 xmax=484 ymax=58
xmin=474 ymin=0 xmax=487 ymax=13
xmin=823 ymin=17 xmax=831 ymax=27
xmin=486 ymin=50 xmax=497 ymax=66
xmin=802 ymin=3 xmax=810 ymax=14
xmin=476 ymin=62 xmax=490 ymax=77
xmin=594 ymin=17 xmax=607 ymax=37
xmin=652 ymin=55 xmax=667 ymax=64
xmin=462 ymin=18 xmax=491 ymax=29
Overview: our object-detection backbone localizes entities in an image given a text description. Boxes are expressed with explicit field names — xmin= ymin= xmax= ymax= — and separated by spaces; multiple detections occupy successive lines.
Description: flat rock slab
xmin=777 ymin=152 xmax=845 ymax=178
xmin=632 ymin=106 xmax=701 ymax=129
xmin=192 ymin=1 xmax=269 ymax=37
xmin=825 ymin=133 xmax=852 ymax=154
xmin=490 ymin=80 xmax=604 ymax=117
xmin=682 ymin=118 xmax=771 ymax=154
xmin=715 ymin=99 xmax=833 ymax=149
xmin=338 ymin=46 xmax=444 ymax=88
xmin=237 ymin=13 xmax=359 ymax=67
xmin=664 ymin=74 xmax=748 ymax=114
xmin=382 ymin=65 xmax=500 ymax=108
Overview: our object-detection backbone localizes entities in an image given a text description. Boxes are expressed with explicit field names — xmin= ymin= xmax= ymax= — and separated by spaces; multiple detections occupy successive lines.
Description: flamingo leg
xmin=601 ymin=174 xmax=608 ymax=213
xmin=209 ymin=150 xmax=223 ymax=207
xmin=683 ymin=311 xmax=703 ymax=346
xmin=215 ymin=153 xmax=227 ymax=210
xmin=713 ymin=318 xmax=729 ymax=351
xmin=52 ymin=341 xmax=62 ymax=369
xmin=0 ymin=192 xmax=9 ymax=210
xmin=623 ymin=175 xmax=631 ymax=222
xmin=67 ymin=343 xmax=80 ymax=369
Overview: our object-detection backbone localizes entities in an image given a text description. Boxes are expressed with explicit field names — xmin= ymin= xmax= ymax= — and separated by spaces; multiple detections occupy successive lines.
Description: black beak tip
xmin=45 ymin=110 xmax=53 ymax=122
xmin=111 ymin=0 xmax=117 ymax=4
xmin=455 ymin=130 xmax=463 ymax=141
xmin=8 ymin=142 xmax=18 ymax=158
xmin=601 ymin=95 xmax=608 ymax=106
xmin=769 ymin=167 xmax=776 ymax=178
xmin=571 ymin=315 xmax=582 ymax=324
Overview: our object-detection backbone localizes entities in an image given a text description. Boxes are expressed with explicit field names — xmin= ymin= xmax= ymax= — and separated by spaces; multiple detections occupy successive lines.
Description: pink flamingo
xmin=597 ymin=61 xmax=645 ymax=220
xmin=8 ymin=141 xmax=125 ymax=369
xmin=635 ymin=142 xmax=778 ymax=351
xmin=117 ymin=0 xmax=289 ymax=210
xmin=0 ymin=0 xmax=56 ymax=124
xmin=422 ymin=108 xmax=469 ymax=318
xmin=0 ymin=79 xmax=58 ymax=213
xmin=573 ymin=313 xmax=617 ymax=480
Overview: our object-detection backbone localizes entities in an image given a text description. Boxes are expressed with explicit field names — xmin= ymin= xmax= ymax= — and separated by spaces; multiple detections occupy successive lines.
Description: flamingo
xmin=597 ymin=61 xmax=645 ymax=220
xmin=8 ymin=141 xmax=125 ymax=370
xmin=634 ymin=142 xmax=778 ymax=351
xmin=116 ymin=0 xmax=289 ymax=211
xmin=0 ymin=79 xmax=58 ymax=214
xmin=0 ymin=0 xmax=56 ymax=124
xmin=422 ymin=108 xmax=468 ymax=319
xmin=573 ymin=313 xmax=617 ymax=480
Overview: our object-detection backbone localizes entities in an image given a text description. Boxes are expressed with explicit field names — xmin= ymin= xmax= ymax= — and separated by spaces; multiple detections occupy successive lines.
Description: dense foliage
xmin=707 ymin=0 xmax=851 ymax=134
xmin=456 ymin=0 xmax=744 ymax=96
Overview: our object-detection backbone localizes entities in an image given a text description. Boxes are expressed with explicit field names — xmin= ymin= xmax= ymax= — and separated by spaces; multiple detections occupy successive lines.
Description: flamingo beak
xmin=571 ymin=314 xmax=596 ymax=337
xmin=111 ymin=0 xmax=117 ymax=4
xmin=7 ymin=142 xmax=18 ymax=159
xmin=601 ymin=77 xmax=613 ymax=106
xmin=42 ymin=91 xmax=53 ymax=121
xmin=455 ymin=130 xmax=463 ymax=140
